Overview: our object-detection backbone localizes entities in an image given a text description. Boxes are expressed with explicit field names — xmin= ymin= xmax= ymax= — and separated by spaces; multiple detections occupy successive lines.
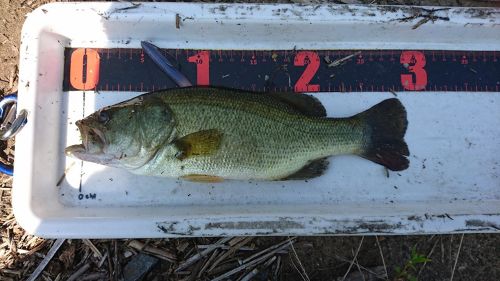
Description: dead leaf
xmin=58 ymin=242 xmax=76 ymax=269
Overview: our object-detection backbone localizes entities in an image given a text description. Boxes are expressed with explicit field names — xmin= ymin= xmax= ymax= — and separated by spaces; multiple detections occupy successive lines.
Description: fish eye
xmin=98 ymin=111 xmax=110 ymax=123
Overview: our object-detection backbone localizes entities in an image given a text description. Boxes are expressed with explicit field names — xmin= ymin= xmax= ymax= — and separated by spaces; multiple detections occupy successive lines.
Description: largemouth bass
xmin=65 ymin=87 xmax=409 ymax=181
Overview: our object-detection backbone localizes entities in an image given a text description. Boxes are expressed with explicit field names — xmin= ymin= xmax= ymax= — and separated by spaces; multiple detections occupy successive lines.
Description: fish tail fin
xmin=357 ymin=98 xmax=409 ymax=171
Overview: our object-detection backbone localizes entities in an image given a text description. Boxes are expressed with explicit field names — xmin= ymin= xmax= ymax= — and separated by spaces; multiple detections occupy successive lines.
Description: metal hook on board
xmin=0 ymin=93 xmax=28 ymax=176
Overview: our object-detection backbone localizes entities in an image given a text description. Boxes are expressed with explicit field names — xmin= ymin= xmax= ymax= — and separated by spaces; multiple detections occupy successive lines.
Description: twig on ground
xmin=341 ymin=236 xmax=365 ymax=281
xmin=289 ymin=238 xmax=310 ymax=281
xmin=418 ymin=236 xmax=439 ymax=277
xmin=1 ymin=269 xmax=21 ymax=277
xmin=211 ymin=237 xmax=295 ymax=281
xmin=375 ymin=236 xmax=388 ymax=281
xmin=228 ymin=237 xmax=245 ymax=246
xmin=334 ymin=255 xmax=385 ymax=279
xmin=26 ymin=237 xmax=46 ymax=255
xmin=289 ymin=254 xmax=307 ymax=281
xmin=107 ymin=243 xmax=113 ymax=281
xmin=80 ymin=272 xmax=108 ymax=281
xmin=450 ymin=234 xmax=464 ymax=281
xmin=352 ymin=248 xmax=366 ymax=281
xmin=242 ymin=237 xmax=295 ymax=265
xmin=207 ymin=237 xmax=253 ymax=273
xmin=98 ymin=250 xmax=109 ymax=268
xmin=239 ymin=256 xmax=276 ymax=281
xmin=239 ymin=268 xmax=259 ymax=281
xmin=128 ymin=240 xmax=176 ymax=262
xmin=197 ymin=245 xmax=256 ymax=251
xmin=273 ymin=255 xmax=282 ymax=280
xmin=8 ymin=66 xmax=16 ymax=92
xmin=342 ymin=266 xmax=387 ymax=281
xmin=177 ymin=241 xmax=190 ymax=253
xmin=441 ymin=236 xmax=445 ymax=263
xmin=187 ymin=256 xmax=206 ymax=281
xmin=113 ymin=240 xmax=120 ymax=281
xmin=175 ymin=237 xmax=232 ymax=272
xmin=7 ymin=229 xmax=17 ymax=255
xmin=197 ymin=249 xmax=220 ymax=278
xmin=66 ymin=263 xmax=91 ymax=281
xmin=26 ymin=239 xmax=65 ymax=281
xmin=83 ymin=239 xmax=103 ymax=259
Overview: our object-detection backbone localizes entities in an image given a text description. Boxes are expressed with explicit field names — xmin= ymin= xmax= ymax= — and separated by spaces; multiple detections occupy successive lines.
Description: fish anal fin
xmin=181 ymin=174 xmax=224 ymax=183
xmin=174 ymin=129 xmax=223 ymax=160
xmin=281 ymin=158 xmax=329 ymax=180
xmin=271 ymin=92 xmax=327 ymax=117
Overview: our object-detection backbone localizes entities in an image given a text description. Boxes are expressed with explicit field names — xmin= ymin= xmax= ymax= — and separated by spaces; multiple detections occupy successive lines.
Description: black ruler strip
xmin=63 ymin=48 xmax=500 ymax=92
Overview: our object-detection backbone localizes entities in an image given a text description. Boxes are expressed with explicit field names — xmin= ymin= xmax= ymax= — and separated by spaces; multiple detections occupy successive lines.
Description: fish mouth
xmin=66 ymin=124 xmax=107 ymax=157
xmin=83 ymin=127 xmax=107 ymax=151
xmin=64 ymin=144 xmax=86 ymax=157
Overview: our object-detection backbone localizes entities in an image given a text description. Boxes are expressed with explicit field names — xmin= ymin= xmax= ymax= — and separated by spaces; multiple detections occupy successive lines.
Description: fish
xmin=65 ymin=87 xmax=409 ymax=182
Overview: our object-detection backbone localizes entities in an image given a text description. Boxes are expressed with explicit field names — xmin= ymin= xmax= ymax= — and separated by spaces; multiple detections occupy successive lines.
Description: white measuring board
xmin=13 ymin=2 xmax=500 ymax=238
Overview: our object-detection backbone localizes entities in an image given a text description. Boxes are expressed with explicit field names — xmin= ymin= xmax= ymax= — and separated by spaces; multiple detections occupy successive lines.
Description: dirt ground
xmin=1 ymin=0 xmax=499 ymax=281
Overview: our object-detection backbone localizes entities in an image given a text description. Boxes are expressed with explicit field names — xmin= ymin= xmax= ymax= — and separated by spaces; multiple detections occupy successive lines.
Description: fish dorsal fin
xmin=269 ymin=92 xmax=326 ymax=117
xmin=174 ymin=129 xmax=223 ymax=160
xmin=281 ymin=158 xmax=329 ymax=180
xmin=159 ymin=86 xmax=327 ymax=117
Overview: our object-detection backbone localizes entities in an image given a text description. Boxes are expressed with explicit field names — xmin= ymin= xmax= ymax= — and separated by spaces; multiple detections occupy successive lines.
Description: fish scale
xmin=134 ymin=88 xmax=366 ymax=180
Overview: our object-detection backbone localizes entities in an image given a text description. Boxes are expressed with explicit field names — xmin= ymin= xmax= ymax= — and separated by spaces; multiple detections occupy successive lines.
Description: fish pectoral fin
xmin=280 ymin=158 xmax=329 ymax=180
xmin=181 ymin=174 xmax=224 ymax=183
xmin=174 ymin=129 xmax=223 ymax=160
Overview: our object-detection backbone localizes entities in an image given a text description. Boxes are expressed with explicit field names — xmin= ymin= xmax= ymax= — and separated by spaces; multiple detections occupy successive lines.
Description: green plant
xmin=393 ymin=246 xmax=431 ymax=281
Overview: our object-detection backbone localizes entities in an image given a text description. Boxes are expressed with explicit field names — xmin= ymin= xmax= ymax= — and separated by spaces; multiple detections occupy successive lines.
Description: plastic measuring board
xmin=12 ymin=2 xmax=500 ymax=238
